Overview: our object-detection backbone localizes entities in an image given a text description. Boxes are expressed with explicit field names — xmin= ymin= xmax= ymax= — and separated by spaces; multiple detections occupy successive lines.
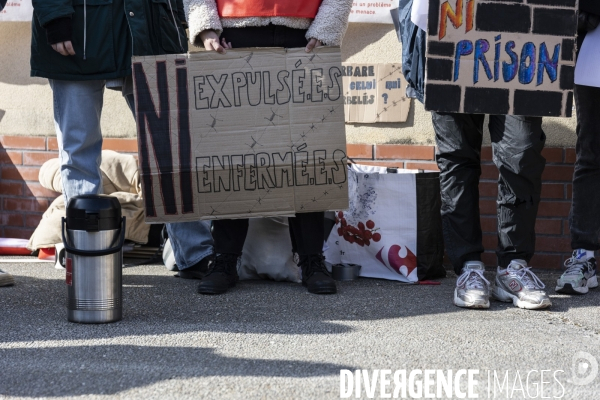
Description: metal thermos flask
xmin=62 ymin=195 xmax=126 ymax=323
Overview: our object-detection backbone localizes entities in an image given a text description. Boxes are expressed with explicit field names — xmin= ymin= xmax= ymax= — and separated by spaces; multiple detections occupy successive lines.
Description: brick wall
xmin=0 ymin=136 xmax=138 ymax=240
xmin=348 ymin=143 xmax=575 ymax=270
xmin=0 ymin=137 xmax=575 ymax=269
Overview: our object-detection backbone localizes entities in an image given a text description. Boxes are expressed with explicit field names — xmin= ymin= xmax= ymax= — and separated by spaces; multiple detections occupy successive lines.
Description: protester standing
xmin=555 ymin=0 xmax=600 ymax=295
xmin=184 ymin=0 xmax=353 ymax=295
xmin=400 ymin=0 xmax=551 ymax=309
xmin=30 ymin=0 xmax=214 ymax=278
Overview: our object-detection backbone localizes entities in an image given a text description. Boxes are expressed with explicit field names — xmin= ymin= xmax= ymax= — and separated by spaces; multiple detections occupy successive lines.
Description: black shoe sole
xmin=197 ymin=286 xmax=229 ymax=295
xmin=176 ymin=272 xmax=205 ymax=280
xmin=197 ymin=280 xmax=237 ymax=295
xmin=556 ymin=283 xmax=586 ymax=295
xmin=304 ymin=282 xmax=337 ymax=294
xmin=308 ymin=287 xmax=337 ymax=294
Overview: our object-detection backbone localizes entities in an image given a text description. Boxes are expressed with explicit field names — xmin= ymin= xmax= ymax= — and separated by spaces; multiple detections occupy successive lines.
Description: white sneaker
xmin=492 ymin=260 xmax=551 ymax=309
xmin=454 ymin=261 xmax=490 ymax=309
xmin=556 ymin=249 xmax=598 ymax=294
xmin=0 ymin=269 xmax=15 ymax=287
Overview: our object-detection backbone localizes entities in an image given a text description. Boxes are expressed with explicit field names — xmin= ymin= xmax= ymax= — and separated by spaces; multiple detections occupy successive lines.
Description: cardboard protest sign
xmin=342 ymin=63 xmax=411 ymax=123
xmin=0 ymin=0 xmax=33 ymax=21
xmin=425 ymin=0 xmax=577 ymax=117
xmin=349 ymin=0 xmax=396 ymax=24
xmin=132 ymin=47 xmax=349 ymax=223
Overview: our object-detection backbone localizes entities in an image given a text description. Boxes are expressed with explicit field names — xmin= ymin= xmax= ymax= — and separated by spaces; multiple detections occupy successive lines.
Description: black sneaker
xmin=176 ymin=255 xmax=212 ymax=280
xmin=299 ymin=254 xmax=337 ymax=294
xmin=197 ymin=253 xmax=239 ymax=295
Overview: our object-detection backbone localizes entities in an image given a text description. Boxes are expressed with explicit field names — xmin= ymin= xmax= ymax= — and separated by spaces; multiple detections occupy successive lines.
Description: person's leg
xmin=488 ymin=115 xmax=551 ymax=309
xmin=489 ymin=115 xmax=545 ymax=267
xmin=432 ymin=111 xmax=490 ymax=309
xmin=197 ymin=219 xmax=249 ymax=294
xmin=432 ymin=112 xmax=485 ymax=275
xmin=49 ymin=79 xmax=105 ymax=203
xmin=570 ymin=84 xmax=600 ymax=251
xmin=166 ymin=221 xmax=214 ymax=277
xmin=213 ymin=219 xmax=249 ymax=255
xmin=289 ymin=212 xmax=336 ymax=294
xmin=557 ymin=84 xmax=600 ymax=294
xmin=288 ymin=212 xmax=325 ymax=256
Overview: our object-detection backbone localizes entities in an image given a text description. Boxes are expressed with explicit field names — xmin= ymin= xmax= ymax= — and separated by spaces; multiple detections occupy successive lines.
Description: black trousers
xmin=213 ymin=25 xmax=324 ymax=257
xmin=214 ymin=212 xmax=325 ymax=256
xmin=570 ymin=84 xmax=600 ymax=250
xmin=432 ymin=113 xmax=546 ymax=273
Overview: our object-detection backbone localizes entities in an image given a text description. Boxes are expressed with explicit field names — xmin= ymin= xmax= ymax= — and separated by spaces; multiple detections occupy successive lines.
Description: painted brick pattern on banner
xmin=0 ymin=137 xmax=578 ymax=269
xmin=425 ymin=0 xmax=577 ymax=117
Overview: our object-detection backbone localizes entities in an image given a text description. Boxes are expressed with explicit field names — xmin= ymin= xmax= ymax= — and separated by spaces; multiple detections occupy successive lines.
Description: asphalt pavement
xmin=1 ymin=259 xmax=599 ymax=399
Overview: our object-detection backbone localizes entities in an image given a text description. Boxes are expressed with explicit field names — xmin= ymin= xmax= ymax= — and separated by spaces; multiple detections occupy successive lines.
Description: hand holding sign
xmin=305 ymin=38 xmax=323 ymax=53
xmin=199 ymin=30 xmax=231 ymax=54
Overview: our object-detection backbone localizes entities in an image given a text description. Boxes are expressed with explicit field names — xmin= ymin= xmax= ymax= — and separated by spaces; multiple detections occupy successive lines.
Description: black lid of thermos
xmin=66 ymin=195 xmax=122 ymax=231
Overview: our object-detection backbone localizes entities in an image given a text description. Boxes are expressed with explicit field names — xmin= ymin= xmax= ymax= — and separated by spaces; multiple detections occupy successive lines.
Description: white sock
xmin=575 ymin=249 xmax=595 ymax=260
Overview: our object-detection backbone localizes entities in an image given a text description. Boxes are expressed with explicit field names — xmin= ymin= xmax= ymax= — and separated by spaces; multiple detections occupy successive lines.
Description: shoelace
xmin=457 ymin=269 xmax=490 ymax=290
xmin=507 ymin=265 xmax=545 ymax=290
xmin=563 ymin=256 xmax=590 ymax=276
xmin=302 ymin=254 xmax=331 ymax=278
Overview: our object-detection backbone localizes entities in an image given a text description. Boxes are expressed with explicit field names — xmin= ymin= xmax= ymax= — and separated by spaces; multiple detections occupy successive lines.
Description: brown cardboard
xmin=424 ymin=0 xmax=577 ymax=117
xmin=132 ymin=47 xmax=349 ymax=223
xmin=342 ymin=63 xmax=411 ymax=123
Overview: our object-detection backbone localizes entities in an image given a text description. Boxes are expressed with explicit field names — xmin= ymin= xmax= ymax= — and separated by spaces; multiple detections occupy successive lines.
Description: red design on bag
xmin=376 ymin=245 xmax=417 ymax=278
xmin=336 ymin=212 xmax=381 ymax=247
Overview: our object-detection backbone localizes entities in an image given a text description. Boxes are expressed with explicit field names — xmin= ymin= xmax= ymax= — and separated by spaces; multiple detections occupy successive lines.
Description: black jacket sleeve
xmin=45 ymin=17 xmax=73 ymax=44
xmin=580 ymin=0 xmax=600 ymax=17
xmin=32 ymin=0 xmax=73 ymax=27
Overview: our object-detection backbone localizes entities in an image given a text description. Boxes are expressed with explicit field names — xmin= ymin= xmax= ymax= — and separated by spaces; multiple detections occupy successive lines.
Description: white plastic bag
xmin=325 ymin=164 xmax=419 ymax=282
xmin=162 ymin=238 xmax=177 ymax=271
xmin=239 ymin=217 xmax=300 ymax=282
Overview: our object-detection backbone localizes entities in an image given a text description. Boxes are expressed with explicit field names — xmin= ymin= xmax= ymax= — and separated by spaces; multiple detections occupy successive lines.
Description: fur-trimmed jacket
xmin=183 ymin=0 xmax=353 ymax=47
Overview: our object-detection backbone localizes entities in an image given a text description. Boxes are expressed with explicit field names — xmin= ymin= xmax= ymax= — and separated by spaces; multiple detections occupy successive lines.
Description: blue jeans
xmin=50 ymin=79 xmax=213 ymax=269
xmin=49 ymin=79 xmax=104 ymax=202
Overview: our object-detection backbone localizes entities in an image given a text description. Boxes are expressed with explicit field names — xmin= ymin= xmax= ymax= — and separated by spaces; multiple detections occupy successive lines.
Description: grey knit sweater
xmin=184 ymin=0 xmax=353 ymax=47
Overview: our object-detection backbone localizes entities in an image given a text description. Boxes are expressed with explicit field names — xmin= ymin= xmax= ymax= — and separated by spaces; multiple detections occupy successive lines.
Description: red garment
xmin=217 ymin=0 xmax=322 ymax=18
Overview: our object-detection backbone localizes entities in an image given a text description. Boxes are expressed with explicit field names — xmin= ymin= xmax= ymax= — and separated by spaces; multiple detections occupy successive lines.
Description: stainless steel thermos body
xmin=62 ymin=195 xmax=126 ymax=324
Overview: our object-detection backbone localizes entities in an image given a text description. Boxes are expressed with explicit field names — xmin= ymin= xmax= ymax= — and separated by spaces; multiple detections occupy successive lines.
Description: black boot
xmin=197 ymin=253 xmax=239 ymax=295
xmin=299 ymin=254 xmax=337 ymax=294
xmin=176 ymin=255 xmax=212 ymax=280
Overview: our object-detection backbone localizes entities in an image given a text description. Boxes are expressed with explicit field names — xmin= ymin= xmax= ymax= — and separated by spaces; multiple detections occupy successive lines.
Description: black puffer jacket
xmin=31 ymin=0 xmax=189 ymax=81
